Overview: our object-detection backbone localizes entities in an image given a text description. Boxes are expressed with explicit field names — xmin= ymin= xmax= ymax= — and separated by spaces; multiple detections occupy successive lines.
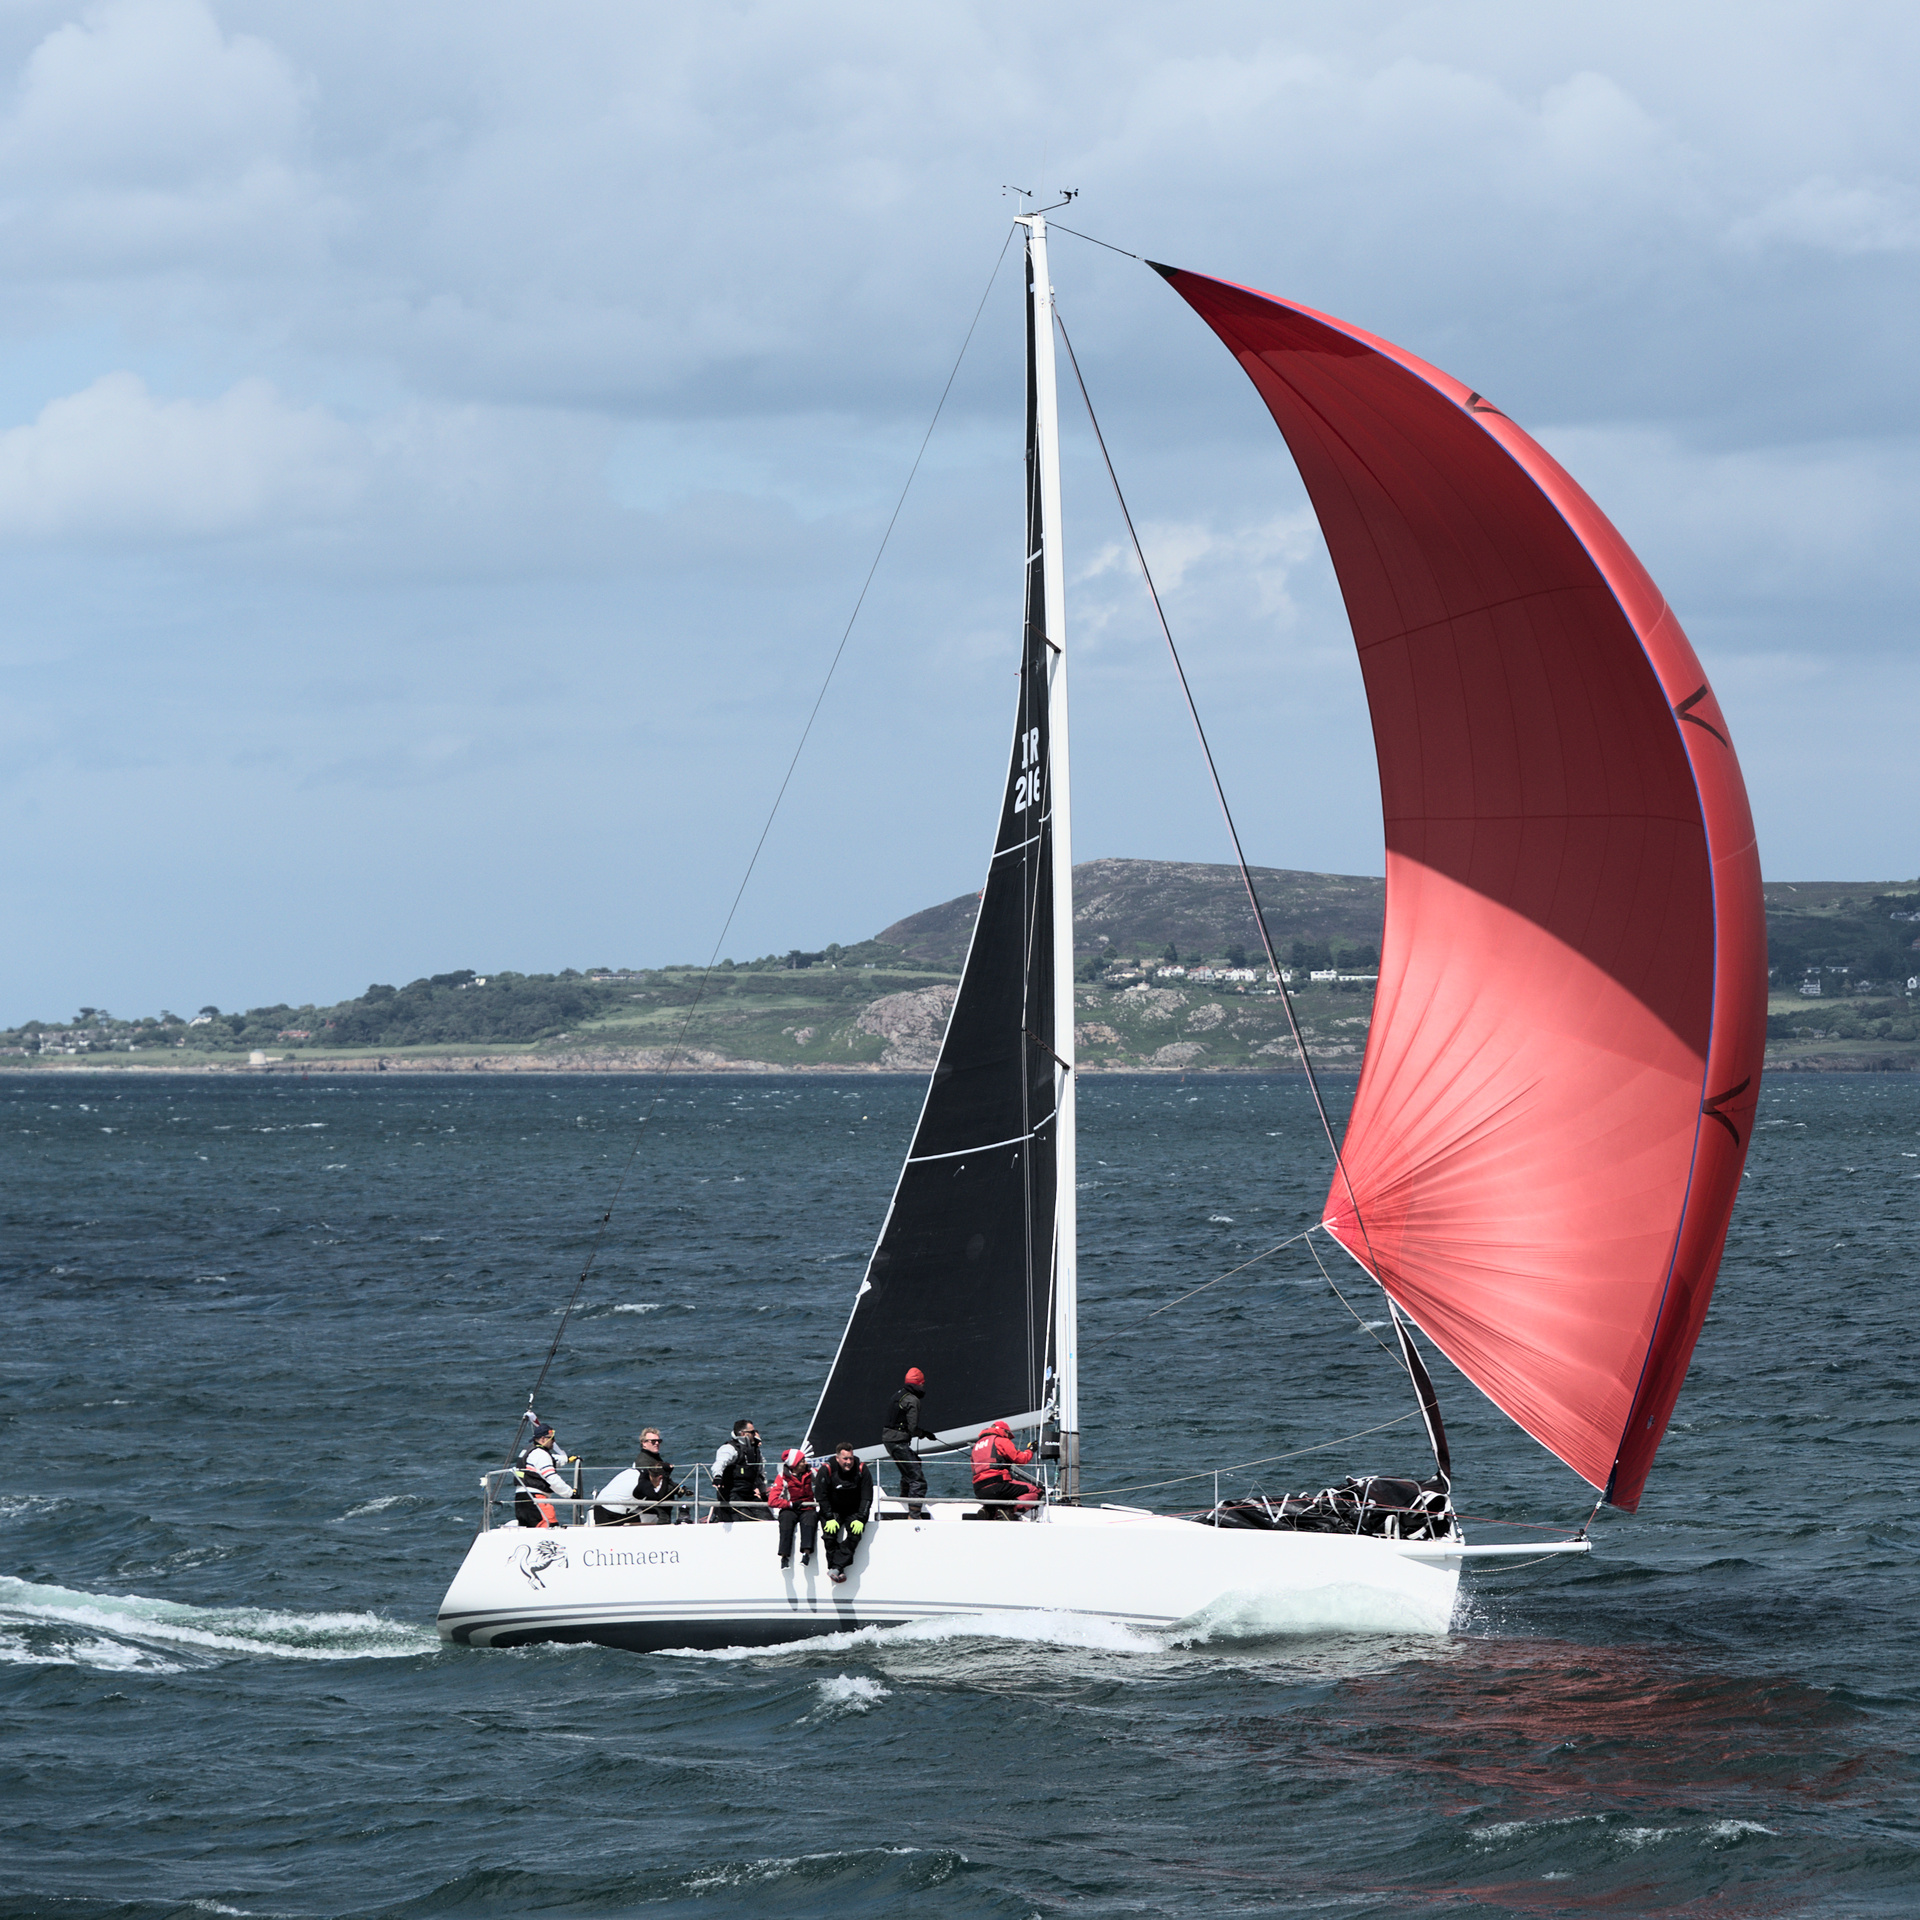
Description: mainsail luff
xmin=803 ymin=218 xmax=1071 ymax=1460
xmin=1026 ymin=214 xmax=1079 ymax=1499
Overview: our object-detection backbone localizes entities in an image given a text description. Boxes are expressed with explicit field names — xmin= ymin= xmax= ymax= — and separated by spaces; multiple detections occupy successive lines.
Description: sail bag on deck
xmin=1157 ymin=267 xmax=1766 ymax=1511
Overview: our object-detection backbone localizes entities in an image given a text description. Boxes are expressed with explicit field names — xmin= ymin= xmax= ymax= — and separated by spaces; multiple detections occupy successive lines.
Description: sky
xmin=1 ymin=0 xmax=1916 ymax=1025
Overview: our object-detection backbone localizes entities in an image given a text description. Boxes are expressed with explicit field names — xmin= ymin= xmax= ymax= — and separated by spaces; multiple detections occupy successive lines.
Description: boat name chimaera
xmin=579 ymin=1545 xmax=683 ymax=1569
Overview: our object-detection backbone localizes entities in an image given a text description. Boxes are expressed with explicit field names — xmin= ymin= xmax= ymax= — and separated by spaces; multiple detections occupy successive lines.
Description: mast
xmin=1019 ymin=211 xmax=1078 ymax=1501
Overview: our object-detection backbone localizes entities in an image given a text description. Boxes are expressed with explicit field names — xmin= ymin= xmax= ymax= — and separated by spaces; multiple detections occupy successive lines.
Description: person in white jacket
xmin=513 ymin=1421 xmax=575 ymax=1527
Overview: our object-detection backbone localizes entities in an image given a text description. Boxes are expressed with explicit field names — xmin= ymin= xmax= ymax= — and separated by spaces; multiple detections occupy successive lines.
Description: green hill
xmin=6 ymin=861 xmax=1916 ymax=1073
xmin=880 ymin=857 xmax=1386 ymax=972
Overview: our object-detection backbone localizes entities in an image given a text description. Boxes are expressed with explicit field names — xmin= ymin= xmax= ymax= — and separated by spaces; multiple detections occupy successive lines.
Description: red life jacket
xmin=769 ymin=1465 xmax=814 ymax=1509
xmin=971 ymin=1432 xmax=1033 ymax=1485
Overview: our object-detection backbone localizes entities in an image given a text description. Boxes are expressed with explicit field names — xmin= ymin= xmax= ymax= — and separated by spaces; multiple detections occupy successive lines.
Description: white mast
xmin=1019 ymin=211 xmax=1078 ymax=1500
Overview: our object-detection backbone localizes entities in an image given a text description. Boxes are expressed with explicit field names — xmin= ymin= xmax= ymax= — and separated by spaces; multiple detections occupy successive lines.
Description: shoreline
xmin=4 ymin=1048 xmax=1912 ymax=1078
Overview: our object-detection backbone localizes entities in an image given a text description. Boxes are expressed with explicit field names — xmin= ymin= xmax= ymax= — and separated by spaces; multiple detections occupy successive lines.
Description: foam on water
xmin=808 ymin=1673 xmax=891 ymax=1717
xmin=0 ymin=1625 xmax=185 ymax=1673
xmin=684 ymin=1847 xmax=923 ymax=1894
xmin=0 ymin=1574 xmax=440 ymax=1665
xmin=341 ymin=1494 xmax=412 ymax=1517
xmin=1172 ymin=1579 xmax=1455 ymax=1642
xmin=1469 ymin=1813 xmax=1782 ymax=1855
xmin=668 ymin=1607 xmax=1163 ymax=1663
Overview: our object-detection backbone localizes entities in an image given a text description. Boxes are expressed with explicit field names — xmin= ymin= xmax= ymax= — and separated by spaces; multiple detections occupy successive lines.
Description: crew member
xmin=970 ymin=1421 xmax=1043 ymax=1518
xmin=880 ymin=1365 xmax=937 ymax=1518
xmin=768 ymin=1448 xmax=818 ymax=1569
xmin=594 ymin=1427 xmax=686 ymax=1526
xmin=709 ymin=1418 xmax=769 ymax=1521
xmin=815 ymin=1443 xmax=874 ymax=1583
xmin=514 ymin=1420 xmax=575 ymax=1528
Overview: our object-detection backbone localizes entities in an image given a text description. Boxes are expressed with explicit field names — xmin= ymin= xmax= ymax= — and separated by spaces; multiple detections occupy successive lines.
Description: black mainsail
xmin=806 ymin=223 xmax=1074 ymax=1463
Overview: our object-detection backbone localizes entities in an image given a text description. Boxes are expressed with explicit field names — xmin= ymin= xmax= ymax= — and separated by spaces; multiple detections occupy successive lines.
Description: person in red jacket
xmin=970 ymin=1421 xmax=1043 ymax=1517
xmin=768 ymin=1448 xmax=817 ymax=1569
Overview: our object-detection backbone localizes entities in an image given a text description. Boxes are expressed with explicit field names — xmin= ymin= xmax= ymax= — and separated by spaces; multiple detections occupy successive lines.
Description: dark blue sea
xmin=1 ymin=1070 xmax=1915 ymax=1918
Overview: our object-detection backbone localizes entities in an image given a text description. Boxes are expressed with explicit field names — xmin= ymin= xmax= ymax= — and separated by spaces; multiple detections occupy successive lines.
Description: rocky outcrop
xmin=1151 ymin=1041 xmax=1208 ymax=1067
xmin=853 ymin=985 xmax=957 ymax=1070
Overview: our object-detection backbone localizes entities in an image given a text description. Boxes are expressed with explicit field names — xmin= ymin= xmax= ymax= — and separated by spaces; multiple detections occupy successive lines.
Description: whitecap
xmin=685 ymin=1848 xmax=921 ymax=1894
xmin=0 ymin=1495 xmax=61 ymax=1521
xmin=612 ymin=1303 xmax=662 ymax=1314
xmin=809 ymin=1673 xmax=890 ymax=1717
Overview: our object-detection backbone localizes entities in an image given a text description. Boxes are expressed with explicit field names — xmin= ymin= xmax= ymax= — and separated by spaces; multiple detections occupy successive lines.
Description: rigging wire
xmin=1304 ymin=1228 xmax=1401 ymax=1363
xmin=1047 ymin=220 xmax=1141 ymax=261
xmin=507 ymin=225 xmax=1021 ymax=1464
xmin=1077 ymin=1224 xmax=1321 ymax=1351
xmin=1050 ymin=308 xmax=1380 ymax=1278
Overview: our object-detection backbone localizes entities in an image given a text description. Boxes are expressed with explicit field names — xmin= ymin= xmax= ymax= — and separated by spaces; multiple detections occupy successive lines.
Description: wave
xmin=339 ymin=1493 xmax=420 ymax=1518
xmin=0 ymin=1574 xmax=439 ymax=1669
xmin=359 ymin=1847 xmax=977 ymax=1920
xmin=1468 ymin=1812 xmax=1780 ymax=1854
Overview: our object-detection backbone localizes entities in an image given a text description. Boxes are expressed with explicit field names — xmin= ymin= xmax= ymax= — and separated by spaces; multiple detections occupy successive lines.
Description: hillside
xmin=6 ymin=860 xmax=1917 ymax=1074
xmin=1760 ymin=877 xmax=1920 ymax=1071
xmin=879 ymin=858 xmax=1386 ymax=971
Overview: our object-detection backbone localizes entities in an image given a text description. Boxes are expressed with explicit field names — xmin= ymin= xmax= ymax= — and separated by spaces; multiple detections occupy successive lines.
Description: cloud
xmin=1727 ymin=176 xmax=1920 ymax=256
xmin=0 ymin=0 xmax=332 ymax=271
xmin=1534 ymin=422 xmax=1920 ymax=623
xmin=0 ymin=371 xmax=358 ymax=538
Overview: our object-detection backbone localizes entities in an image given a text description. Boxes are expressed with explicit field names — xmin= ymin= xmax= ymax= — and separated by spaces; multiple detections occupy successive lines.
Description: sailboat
xmin=436 ymin=212 xmax=1765 ymax=1652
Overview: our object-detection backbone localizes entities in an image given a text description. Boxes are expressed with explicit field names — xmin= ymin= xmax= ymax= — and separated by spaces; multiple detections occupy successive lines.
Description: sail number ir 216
xmin=1013 ymin=728 xmax=1043 ymax=813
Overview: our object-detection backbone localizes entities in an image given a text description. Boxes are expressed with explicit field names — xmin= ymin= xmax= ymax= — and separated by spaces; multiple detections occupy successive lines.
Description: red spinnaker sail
xmin=1157 ymin=266 xmax=1766 ymax=1510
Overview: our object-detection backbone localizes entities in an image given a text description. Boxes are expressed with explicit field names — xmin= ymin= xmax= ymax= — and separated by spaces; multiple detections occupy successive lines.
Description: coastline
xmin=7 ymin=1044 xmax=1912 ymax=1077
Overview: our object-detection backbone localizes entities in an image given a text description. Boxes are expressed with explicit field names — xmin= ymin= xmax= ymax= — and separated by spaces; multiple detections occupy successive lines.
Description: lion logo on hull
xmin=513 ymin=1539 xmax=569 ymax=1588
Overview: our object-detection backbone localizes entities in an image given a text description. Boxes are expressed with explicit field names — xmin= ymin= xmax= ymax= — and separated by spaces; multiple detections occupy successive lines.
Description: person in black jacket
xmin=880 ymin=1365 xmax=935 ymax=1518
xmin=709 ymin=1418 xmax=769 ymax=1521
xmin=815 ymin=1444 xmax=873 ymax=1583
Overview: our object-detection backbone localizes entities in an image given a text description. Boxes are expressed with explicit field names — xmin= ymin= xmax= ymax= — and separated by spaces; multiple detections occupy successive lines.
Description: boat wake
xmin=0 ymin=1573 xmax=440 ymax=1671
xmin=1172 ymin=1580 xmax=1456 ymax=1642
xmin=665 ymin=1606 xmax=1164 ymax=1663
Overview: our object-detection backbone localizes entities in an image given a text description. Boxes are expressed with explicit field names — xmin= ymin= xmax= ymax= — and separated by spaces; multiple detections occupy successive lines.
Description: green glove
xmin=823 ymin=1519 xmax=840 ymax=1535
xmin=849 ymin=1519 xmax=865 ymax=1537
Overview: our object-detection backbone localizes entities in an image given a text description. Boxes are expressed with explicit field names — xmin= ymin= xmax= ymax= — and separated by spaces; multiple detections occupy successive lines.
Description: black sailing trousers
xmin=886 ymin=1441 xmax=927 ymax=1504
xmin=777 ymin=1508 xmax=818 ymax=1564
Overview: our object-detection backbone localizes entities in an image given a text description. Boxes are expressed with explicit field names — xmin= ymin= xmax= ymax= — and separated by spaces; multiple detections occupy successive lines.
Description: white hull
xmin=436 ymin=1499 xmax=1474 ymax=1652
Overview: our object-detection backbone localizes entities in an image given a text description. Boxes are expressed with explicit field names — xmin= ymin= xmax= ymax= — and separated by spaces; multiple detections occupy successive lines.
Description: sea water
xmin=0 ymin=1070 xmax=1914 ymax=1917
